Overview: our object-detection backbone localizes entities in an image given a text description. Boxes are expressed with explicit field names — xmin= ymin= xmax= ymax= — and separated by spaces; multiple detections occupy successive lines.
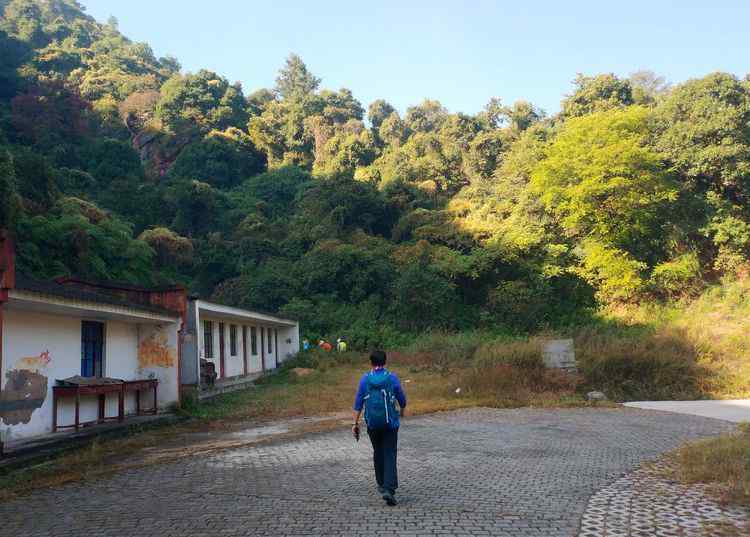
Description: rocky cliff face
xmin=132 ymin=129 xmax=194 ymax=178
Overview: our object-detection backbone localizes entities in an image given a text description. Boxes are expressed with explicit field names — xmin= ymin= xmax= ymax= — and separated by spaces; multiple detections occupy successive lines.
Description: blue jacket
xmin=353 ymin=368 xmax=407 ymax=429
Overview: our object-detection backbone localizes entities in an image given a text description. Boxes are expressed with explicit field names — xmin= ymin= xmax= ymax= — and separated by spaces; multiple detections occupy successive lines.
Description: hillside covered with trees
xmin=2 ymin=0 xmax=750 ymax=346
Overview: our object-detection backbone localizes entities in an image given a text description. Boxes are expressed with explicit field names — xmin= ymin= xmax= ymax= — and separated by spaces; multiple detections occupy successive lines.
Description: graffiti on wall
xmin=138 ymin=329 xmax=175 ymax=370
xmin=13 ymin=350 xmax=51 ymax=372
xmin=0 ymin=350 xmax=51 ymax=425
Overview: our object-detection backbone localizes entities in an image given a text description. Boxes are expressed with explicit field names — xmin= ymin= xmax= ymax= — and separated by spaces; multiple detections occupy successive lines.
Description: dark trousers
xmin=367 ymin=427 xmax=398 ymax=493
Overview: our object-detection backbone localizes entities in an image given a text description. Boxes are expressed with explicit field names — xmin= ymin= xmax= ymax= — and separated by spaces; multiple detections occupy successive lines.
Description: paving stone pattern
xmin=579 ymin=461 xmax=749 ymax=537
xmin=0 ymin=408 xmax=738 ymax=536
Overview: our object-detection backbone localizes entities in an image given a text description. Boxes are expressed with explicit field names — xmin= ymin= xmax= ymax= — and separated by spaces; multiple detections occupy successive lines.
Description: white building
xmin=0 ymin=233 xmax=299 ymax=448
xmin=180 ymin=299 xmax=299 ymax=397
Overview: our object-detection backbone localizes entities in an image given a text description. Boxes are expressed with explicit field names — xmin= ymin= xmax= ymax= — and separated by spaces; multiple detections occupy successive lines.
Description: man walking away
xmin=352 ymin=350 xmax=407 ymax=506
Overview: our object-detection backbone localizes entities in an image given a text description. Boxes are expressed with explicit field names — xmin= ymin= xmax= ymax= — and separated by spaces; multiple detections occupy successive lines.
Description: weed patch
xmin=672 ymin=423 xmax=750 ymax=506
xmin=575 ymin=327 xmax=704 ymax=401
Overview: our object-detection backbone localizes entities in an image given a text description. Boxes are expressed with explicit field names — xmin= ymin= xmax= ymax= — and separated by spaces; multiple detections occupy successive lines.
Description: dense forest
xmin=1 ymin=0 xmax=749 ymax=346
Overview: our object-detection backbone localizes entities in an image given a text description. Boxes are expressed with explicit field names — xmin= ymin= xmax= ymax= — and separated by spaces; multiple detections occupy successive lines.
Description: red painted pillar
xmin=218 ymin=322 xmax=225 ymax=378
xmin=0 ymin=303 xmax=4 ymax=456
xmin=242 ymin=326 xmax=248 ymax=376
xmin=0 ymin=231 xmax=16 ymax=456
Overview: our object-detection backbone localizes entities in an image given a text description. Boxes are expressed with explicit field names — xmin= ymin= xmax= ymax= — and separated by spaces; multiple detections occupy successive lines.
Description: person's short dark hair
xmin=370 ymin=350 xmax=387 ymax=367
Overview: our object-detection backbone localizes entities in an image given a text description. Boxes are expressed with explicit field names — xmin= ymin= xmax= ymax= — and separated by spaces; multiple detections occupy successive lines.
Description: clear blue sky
xmin=81 ymin=0 xmax=749 ymax=116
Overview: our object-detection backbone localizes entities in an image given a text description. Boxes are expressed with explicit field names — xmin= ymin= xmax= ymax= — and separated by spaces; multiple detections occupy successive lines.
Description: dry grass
xmin=669 ymin=279 xmax=750 ymax=398
xmin=0 ymin=425 xmax=187 ymax=502
xmin=181 ymin=334 xmax=591 ymax=424
xmin=672 ymin=423 xmax=750 ymax=506
xmin=580 ymin=276 xmax=750 ymax=401
xmin=575 ymin=326 xmax=704 ymax=401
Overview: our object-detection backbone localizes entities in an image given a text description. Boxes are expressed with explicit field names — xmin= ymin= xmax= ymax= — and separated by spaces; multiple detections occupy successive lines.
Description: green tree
xmin=0 ymin=149 xmax=20 ymax=228
xmin=15 ymin=196 xmax=155 ymax=283
xmin=405 ymin=99 xmax=448 ymax=133
xmin=561 ymin=73 xmax=634 ymax=118
xmin=11 ymin=146 xmax=59 ymax=209
xmin=299 ymin=174 xmax=393 ymax=237
xmin=368 ymin=99 xmax=396 ymax=130
xmin=248 ymin=94 xmax=323 ymax=168
xmin=247 ymin=88 xmax=275 ymax=116
xmin=298 ymin=239 xmax=394 ymax=303
xmin=377 ymin=112 xmax=409 ymax=147
xmin=656 ymin=72 xmax=750 ymax=206
xmin=138 ymin=226 xmax=193 ymax=267
xmin=389 ymin=252 xmax=457 ymax=330
xmin=169 ymin=129 xmax=266 ymax=189
xmin=156 ymin=70 xmax=248 ymax=133
xmin=533 ymin=107 xmax=676 ymax=251
xmin=167 ymin=179 xmax=226 ymax=237
xmin=532 ymin=107 xmax=677 ymax=300
xmin=629 ymin=70 xmax=670 ymax=105
xmin=230 ymin=165 xmax=311 ymax=220
xmin=501 ymin=100 xmax=542 ymax=135
xmin=274 ymin=53 xmax=320 ymax=99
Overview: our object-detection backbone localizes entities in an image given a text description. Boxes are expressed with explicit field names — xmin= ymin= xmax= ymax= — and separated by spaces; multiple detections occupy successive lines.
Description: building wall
xmin=197 ymin=316 xmax=219 ymax=378
xmin=223 ymin=322 xmax=244 ymax=378
xmin=197 ymin=316 xmax=273 ymax=380
xmin=0 ymin=309 xmax=179 ymax=442
xmin=2 ymin=309 xmax=80 ymax=440
xmin=135 ymin=323 xmax=180 ymax=409
xmin=247 ymin=325 xmax=262 ymax=373
xmin=277 ymin=323 xmax=300 ymax=365
xmin=264 ymin=326 xmax=276 ymax=370
xmin=180 ymin=299 xmax=200 ymax=386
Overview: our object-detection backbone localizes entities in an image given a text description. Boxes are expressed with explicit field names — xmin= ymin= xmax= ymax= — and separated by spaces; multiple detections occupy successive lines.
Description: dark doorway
xmin=81 ymin=321 xmax=104 ymax=378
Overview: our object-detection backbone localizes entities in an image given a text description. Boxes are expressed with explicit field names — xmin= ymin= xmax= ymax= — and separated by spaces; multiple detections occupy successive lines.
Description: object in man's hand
xmin=353 ymin=424 xmax=360 ymax=442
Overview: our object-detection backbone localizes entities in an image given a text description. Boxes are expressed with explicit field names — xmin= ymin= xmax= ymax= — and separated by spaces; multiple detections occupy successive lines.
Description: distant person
xmin=319 ymin=339 xmax=333 ymax=352
xmin=352 ymin=350 xmax=407 ymax=506
xmin=302 ymin=338 xmax=310 ymax=351
xmin=337 ymin=337 xmax=347 ymax=352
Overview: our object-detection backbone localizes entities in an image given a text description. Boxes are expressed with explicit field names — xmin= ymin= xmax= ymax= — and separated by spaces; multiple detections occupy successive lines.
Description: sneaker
xmin=382 ymin=490 xmax=397 ymax=506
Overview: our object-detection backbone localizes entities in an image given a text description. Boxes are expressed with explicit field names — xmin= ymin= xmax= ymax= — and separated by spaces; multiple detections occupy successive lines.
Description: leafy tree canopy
xmin=4 ymin=0 xmax=750 ymax=341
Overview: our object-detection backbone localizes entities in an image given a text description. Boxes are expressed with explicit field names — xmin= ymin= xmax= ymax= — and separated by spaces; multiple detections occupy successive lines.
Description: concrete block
xmin=542 ymin=339 xmax=577 ymax=372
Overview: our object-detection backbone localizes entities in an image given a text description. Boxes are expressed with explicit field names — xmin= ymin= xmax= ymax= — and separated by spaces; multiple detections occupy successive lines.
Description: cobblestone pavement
xmin=578 ymin=461 xmax=749 ymax=537
xmin=1 ymin=408 xmax=740 ymax=537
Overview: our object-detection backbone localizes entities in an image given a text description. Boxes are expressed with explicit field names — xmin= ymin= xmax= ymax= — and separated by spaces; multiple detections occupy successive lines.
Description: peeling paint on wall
xmin=0 ymin=369 xmax=48 ymax=425
xmin=138 ymin=329 xmax=175 ymax=370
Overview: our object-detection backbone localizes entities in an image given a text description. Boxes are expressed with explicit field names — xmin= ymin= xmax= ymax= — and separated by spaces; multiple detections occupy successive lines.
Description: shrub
xmin=393 ymin=331 xmax=482 ymax=369
xmin=650 ymin=252 xmax=702 ymax=298
xmin=574 ymin=240 xmax=647 ymax=302
xmin=575 ymin=327 xmax=702 ymax=401
xmin=473 ymin=337 xmax=544 ymax=370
